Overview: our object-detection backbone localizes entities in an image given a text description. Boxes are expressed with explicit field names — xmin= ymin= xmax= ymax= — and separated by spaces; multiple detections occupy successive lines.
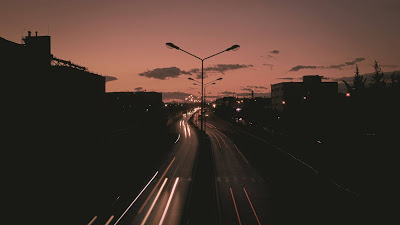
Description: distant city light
xmin=236 ymin=108 xmax=242 ymax=112
xmin=282 ymin=101 xmax=286 ymax=105
xmin=346 ymin=92 xmax=351 ymax=97
xmin=303 ymin=96 xmax=307 ymax=100
xmin=212 ymin=104 xmax=216 ymax=108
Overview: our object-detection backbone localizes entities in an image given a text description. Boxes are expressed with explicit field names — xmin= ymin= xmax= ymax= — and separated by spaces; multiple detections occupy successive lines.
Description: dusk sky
xmin=2 ymin=0 xmax=399 ymax=101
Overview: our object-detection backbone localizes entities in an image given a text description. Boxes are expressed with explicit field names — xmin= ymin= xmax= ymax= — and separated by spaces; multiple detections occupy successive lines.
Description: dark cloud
xmin=262 ymin=63 xmax=274 ymax=70
xmin=134 ymin=87 xmax=143 ymax=91
xmin=324 ymin=58 xmax=365 ymax=70
xmin=219 ymin=91 xmax=236 ymax=95
xmin=289 ymin=58 xmax=366 ymax=72
xmin=277 ymin=77 xmax=296 ymax=80
xmin=189 ymin=64 xmax=253 ymax=79
xmin=241 ymin=85 xmax=268 ymax=93
xmin=289 ymin=65 xmax=318 ymax=72
xmin=236 ymin=92 xmax=270 ymax=97
xmin=105 ymin=75 xmax=118 ymax=82
xmin=270 ymin=50 xmax=280 ymax=54
xmin=381 ymin=64 xmax=400 ymax=68
xmin=162 ymin=91 xmax=194 ymax=101
xmin=332 ymin=70 xmax=400 ymax=84
xmin=138 ymin=67 xmax=191 ymax=80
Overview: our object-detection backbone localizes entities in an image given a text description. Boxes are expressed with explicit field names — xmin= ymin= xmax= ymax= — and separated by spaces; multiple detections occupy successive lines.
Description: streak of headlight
xmin=243 ymin=188 xmax=262 ymax=225
xmin=138 ymin=157 xmax=176 ymax=213
xmin=105 ymin=215 xmax=114 ymax=225
xmin=141 ymin=178 xmax=168 ymax=225
xmin=175 ymin=134 xmax=180 ymax=143
xmin=87 ymin=216 xmax=97 ymax=225
xmin=184 ymin=122 xmax=187 ymax=138
xmin=186 ymin=124 xmax=191 ymax=137
xmin=113 ymin=171 xmax=158 ymax=225
xmin=159 ymin=177 xmax=179 ymax=225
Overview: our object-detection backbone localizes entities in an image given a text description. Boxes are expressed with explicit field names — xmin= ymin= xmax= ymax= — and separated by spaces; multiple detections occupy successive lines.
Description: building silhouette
xmin=271 ymin=75 xmax=338 ymax=111
xmin=2 ymin=31 xmax=106 ymax=224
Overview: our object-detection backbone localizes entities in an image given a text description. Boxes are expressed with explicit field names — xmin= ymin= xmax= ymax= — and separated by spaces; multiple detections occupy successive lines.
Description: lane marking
xmin=87 ymin=216 xmax=97 ymax=225
xmin=233 ymin=144 xmax=248 ymax=163
xmin=141 ymin=178 xmax=168 ymax=225
xmin=243 ymin=188 xmax=262 ymax=225
xmin=138 ymin=157 xmax=176 ymax=213
xmin=230 ymin=188 xmax=242 ymax=225
xmin=113 ymin=171 xmax=159 ymax=225
xmin=159 ymin=177 xmax=180 ymax=225
xmin=175 ymin=134 xmax=180 ymax=144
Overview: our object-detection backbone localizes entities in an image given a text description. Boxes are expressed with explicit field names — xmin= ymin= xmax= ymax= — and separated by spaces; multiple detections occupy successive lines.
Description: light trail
xmin=87 ymin=216 xmax=97 ymax=225
xmin=138 ymin=157 xmax=176 ymax=213
xmin=175 ymin=134 xmax=180 ymax=144
xmin=234 ymin=144 xmax=248 ymax=163
xmin=243 ymin=188 xmax=262 ymax=225
xmin=184 ymin=123 xmax=187 ymax=137
xmin=105 ymin=215 xmax=114 ymax=225
xmin=159 ymin=177 xmax=180 ymax=225
xmin=211 ymin=133 xmax=221 ymax=148
xmin=141 ymin=178 xmax=168 ymax=225
xmin=113 ymin=171 xmax=159 ymax=225
xmin=230 ymin=188 xmax=242 ymax=225
xmin=215 ymin=132 xmax=228 ymax=147
xmin=186 ymin=124 xmax=191 ymax=137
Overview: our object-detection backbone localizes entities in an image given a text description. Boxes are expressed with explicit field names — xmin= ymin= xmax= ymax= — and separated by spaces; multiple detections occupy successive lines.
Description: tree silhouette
xmin=343 ymin=64 xmax=366 ymax=92
xmin=390 ymin=71 xmax=400 ymax=88
xmin=369 ymin=60 xmax=386 ymax=88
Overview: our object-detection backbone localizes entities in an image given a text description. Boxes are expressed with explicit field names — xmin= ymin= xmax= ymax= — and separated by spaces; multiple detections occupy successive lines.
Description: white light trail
xmin=141 ymin=178 xmax=168 ymax=225
xmin=159 ymin=177 xmax=179 ymax=225
xmin=113 ymin=171 xmax=159 ymax=225
xmin=175 ymin=134 xmax=180 ymax=143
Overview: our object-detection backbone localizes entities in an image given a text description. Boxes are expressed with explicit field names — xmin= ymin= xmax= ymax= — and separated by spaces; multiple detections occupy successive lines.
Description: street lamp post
xmin=166 ymin=42 xmax=239 ymax=132
xmin=191 ymin=77 xmax=222 ymax=132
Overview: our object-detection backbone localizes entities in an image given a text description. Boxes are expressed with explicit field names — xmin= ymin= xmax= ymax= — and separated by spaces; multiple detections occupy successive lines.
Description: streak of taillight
xmin=215 ymin=132 xmax=228 ymax=147
xmin=113 ymin=171 xmax=159 ymax=225
xmin=141 ymin=178 xmax=168 ymax=225
xmin=234 ymin=144 xmax=248 ymax=163
xmin=159 ymin=177 xmax=179 ymax=225
xmin=211 ymin=133 xmax=221 ymax=148
xmin=243 ymin=188 xmax=262 ymax=225
xmin=230 ymin=188 xmax=242 ymax=225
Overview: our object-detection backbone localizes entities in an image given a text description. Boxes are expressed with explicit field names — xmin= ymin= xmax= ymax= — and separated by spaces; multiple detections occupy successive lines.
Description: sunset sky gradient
xmin=2 ymin=0 xmax=399 ymax=100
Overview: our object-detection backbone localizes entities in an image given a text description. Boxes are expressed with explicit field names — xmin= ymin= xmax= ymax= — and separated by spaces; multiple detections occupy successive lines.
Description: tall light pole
xmin=192 ymin=78 xmax=222 ymax=132
xmin=166 ymin=42 xmax=239 ymax=131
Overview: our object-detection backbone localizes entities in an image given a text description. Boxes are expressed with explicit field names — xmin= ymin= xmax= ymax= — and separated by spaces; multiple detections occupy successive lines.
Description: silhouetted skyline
xmin=2 ymin=0 xmax=399 ymax=100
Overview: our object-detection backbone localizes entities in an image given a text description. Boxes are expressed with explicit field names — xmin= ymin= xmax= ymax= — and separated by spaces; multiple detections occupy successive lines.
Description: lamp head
xmin=166 ymin=42 xmax=180 ymax=50
xmin=225 ymin=45 xmax=240 ymax=51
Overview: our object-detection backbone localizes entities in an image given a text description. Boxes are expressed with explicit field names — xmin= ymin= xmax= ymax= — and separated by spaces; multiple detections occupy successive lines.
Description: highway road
xmin=194 ymin=113 xmax=270 ymax=225
xmin=94 ymin=109 xmax=200 ymax=225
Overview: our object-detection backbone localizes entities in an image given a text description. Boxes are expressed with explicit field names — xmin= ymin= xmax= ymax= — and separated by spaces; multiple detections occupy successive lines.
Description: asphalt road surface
xmin=95 ymin=110 xmax=199 ymax=225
